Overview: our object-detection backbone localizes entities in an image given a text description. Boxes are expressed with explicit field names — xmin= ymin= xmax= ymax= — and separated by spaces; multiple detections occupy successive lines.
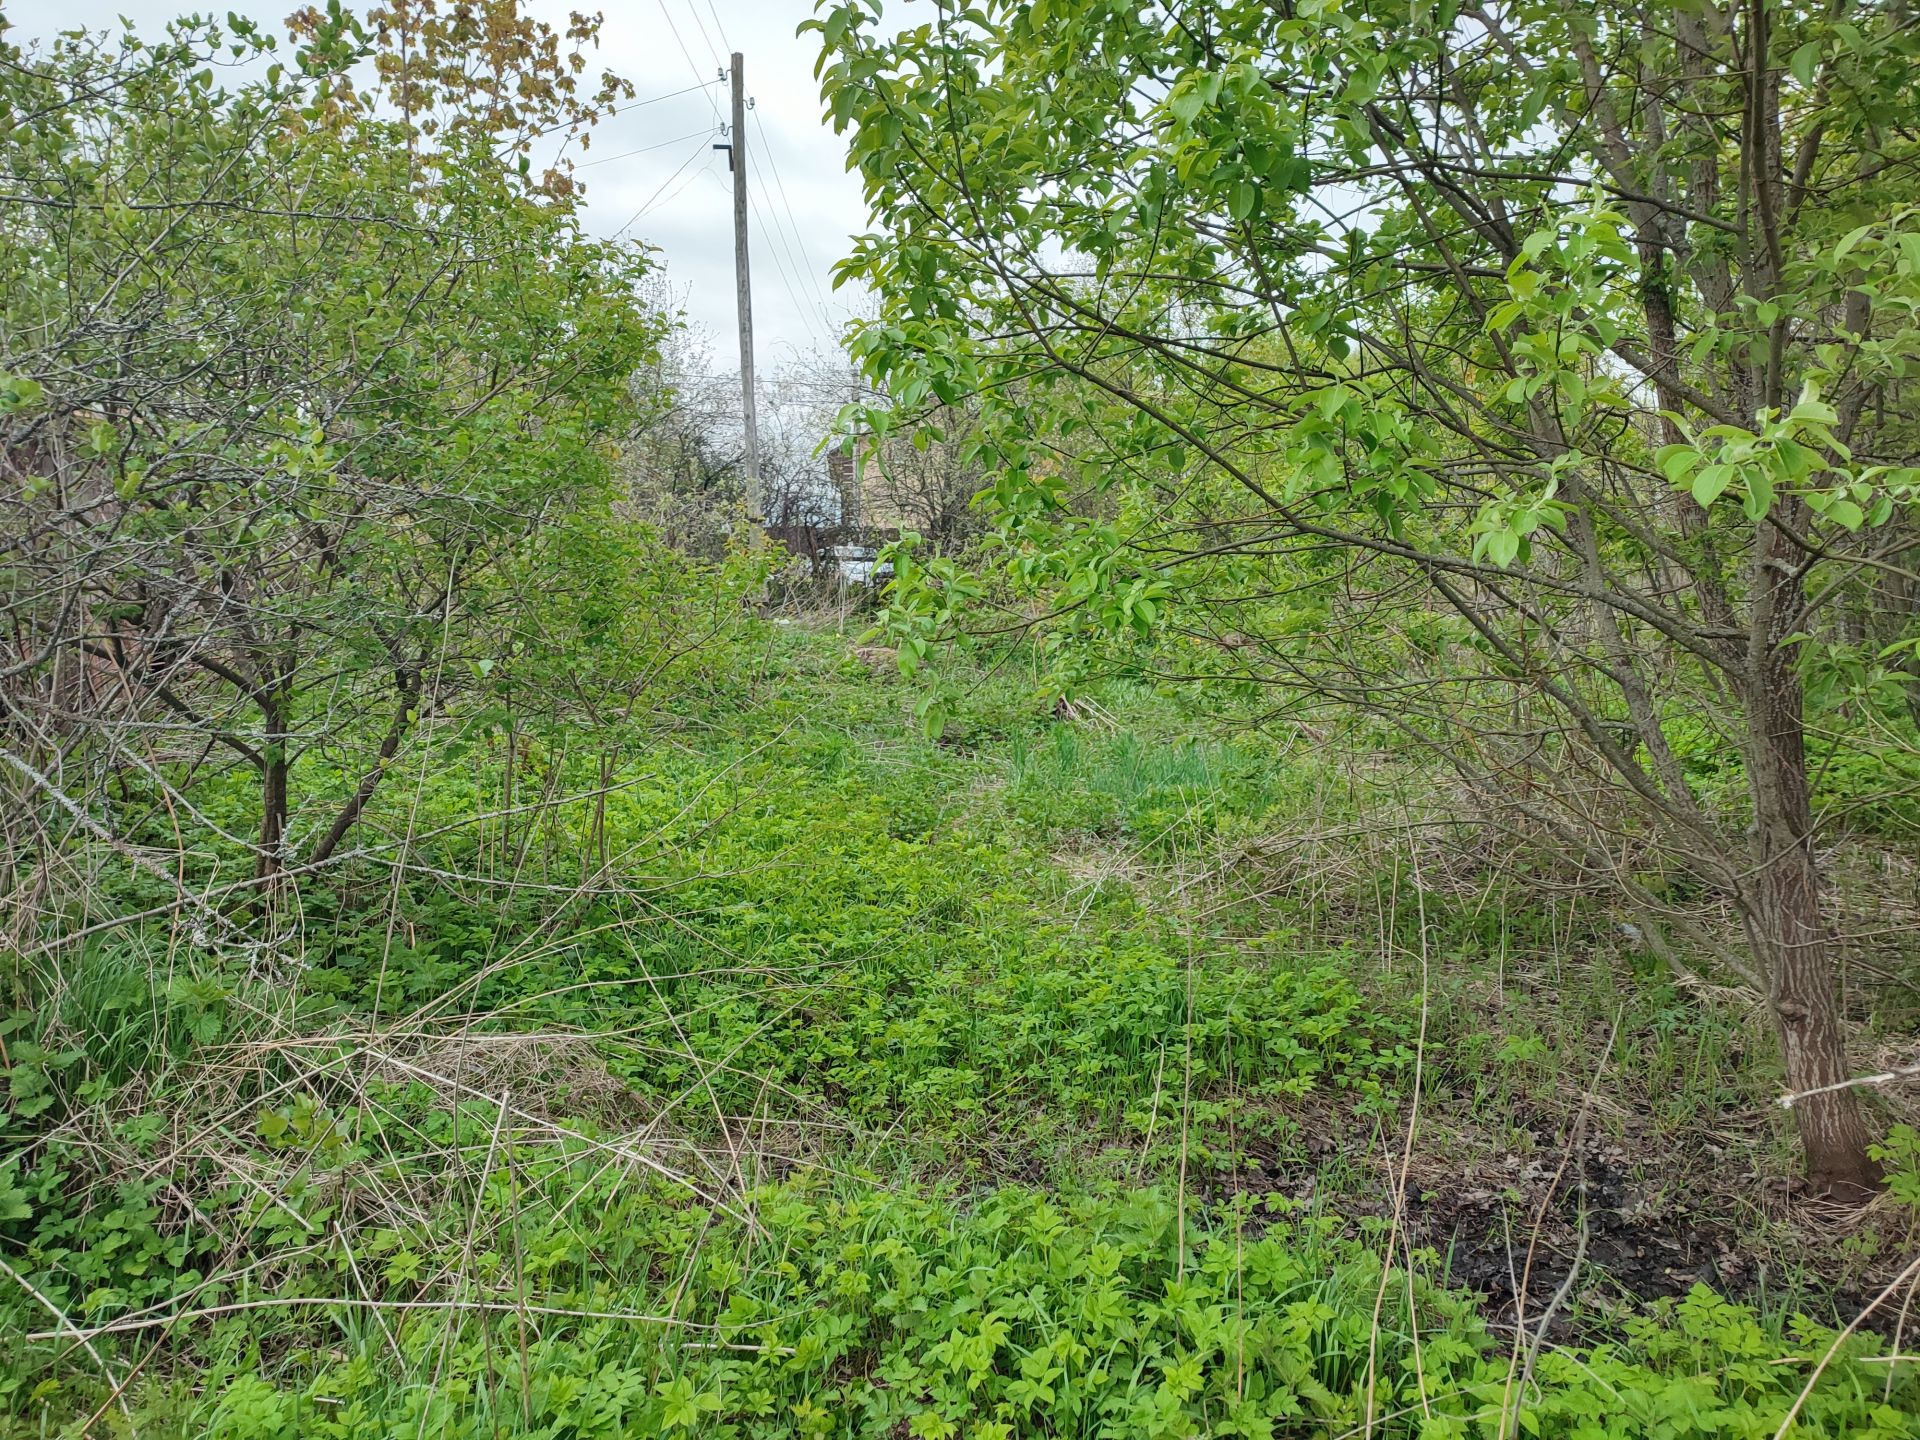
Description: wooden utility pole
xmin=726 ymin=52 xmax=763 ymax=545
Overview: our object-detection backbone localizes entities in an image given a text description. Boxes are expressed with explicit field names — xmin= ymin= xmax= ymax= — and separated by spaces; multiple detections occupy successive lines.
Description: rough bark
xmin=254 ymin=721 xmax=289 ymax=891
xmin=250 ymin=657 xmax=297 ymax=903
xmin=1746 ymin=537 xmax=1880 ymax=1198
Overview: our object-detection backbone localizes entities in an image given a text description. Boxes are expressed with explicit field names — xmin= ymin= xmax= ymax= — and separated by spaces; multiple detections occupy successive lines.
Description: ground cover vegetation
xmin=1 ymin=1 xmax=1919 ymax=1437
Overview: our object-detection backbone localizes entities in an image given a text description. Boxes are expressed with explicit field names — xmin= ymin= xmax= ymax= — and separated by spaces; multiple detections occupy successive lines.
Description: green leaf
xmin=0 ymin=1179 xmax=30 ymax=1223
xmin=1657 ymin=445 xmax=1700 ymax=484
xmin=1790 ymin=41 xmax=1821 ymax=89
xmin=1834 ymin=224 xmax=1874 ymax=261
xmin=917 ymin=696 xmax=949 ymax=739
xmin=1690 ymin=465 xmax=1731 ymax=507
xmin=1788 ymin=390 xmax=1840 ymax=427
xmin=1824 ymin=499 xmax=1864 ymax=531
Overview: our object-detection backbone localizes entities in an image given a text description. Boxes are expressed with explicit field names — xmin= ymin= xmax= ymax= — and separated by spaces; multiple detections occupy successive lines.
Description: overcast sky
xmin=3 ymin=0 xmax=871 ymax=369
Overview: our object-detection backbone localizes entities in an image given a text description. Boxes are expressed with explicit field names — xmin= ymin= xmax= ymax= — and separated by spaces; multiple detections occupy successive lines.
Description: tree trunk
xmin=255 ymin=716 xmax=289 ymax=894
xmin=250 ymin=652 xmax=299 ymax=907
xmin=306 ymin=668 xmax=419 ymax=869
xmin=1745 ymin=635 xmax=1880 ymax=1199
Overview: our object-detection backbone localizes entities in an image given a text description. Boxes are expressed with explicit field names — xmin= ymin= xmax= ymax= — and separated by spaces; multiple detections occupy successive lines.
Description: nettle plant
xmin=816 ymin=0 xmax=1920 ymax=1195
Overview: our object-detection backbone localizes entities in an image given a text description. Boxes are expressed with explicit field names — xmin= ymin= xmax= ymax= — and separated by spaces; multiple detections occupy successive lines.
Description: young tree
xmin=1 ymin=7 xmax=662 ymax=902
xmin=815 ymin=0 xmax=1920 ymax=1194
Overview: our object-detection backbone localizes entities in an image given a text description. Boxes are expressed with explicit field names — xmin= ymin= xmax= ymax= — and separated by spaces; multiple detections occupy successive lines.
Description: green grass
xmin=3 ymin=624 xmax=1917 ymax=1437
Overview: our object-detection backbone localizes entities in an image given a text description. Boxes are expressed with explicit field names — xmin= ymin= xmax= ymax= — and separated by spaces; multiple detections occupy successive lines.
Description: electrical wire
xmin=645 ymin=154 xmax=719 ymax=220
xmin=655 ymin=0 xmax=725 ymax=124
xmin=635 ymin=3 xmax=839 ymax=356
xmin=740 ymin=148 xmax=814 ymax=312
xmin=519 ymin=79 xmax=721 ymax=144
xmin=682 ymin=0 xmax=728 ymax=71
xmin=747 ymin=169 xmax=827 ymax=347
xmin=575 ymin=127 xmax=716 ymax=170
xmin=688 ymin=0 xmax=841 ymax=343
xmin=751 ymin=109 xmax=839 ymax=320
xmin=611 ymin=134 xmax=719 ymax=238
xmin=703 ymin=0 xmax=734 ymax=54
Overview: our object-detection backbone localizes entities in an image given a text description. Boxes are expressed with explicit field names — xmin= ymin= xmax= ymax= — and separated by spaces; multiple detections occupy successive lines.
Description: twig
xmin=1778 ymin=1062 xmax=1920 ymax=1109
xmin=1365 ymin=830 xmax=1434 ymax=1436
xmin=1772 ymin=1253 xmax=1920 ymax=1439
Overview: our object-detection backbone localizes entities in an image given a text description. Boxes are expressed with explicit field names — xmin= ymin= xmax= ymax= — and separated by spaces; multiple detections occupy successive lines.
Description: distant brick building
xmin=828 ymin=438 xmax=908 ymax=535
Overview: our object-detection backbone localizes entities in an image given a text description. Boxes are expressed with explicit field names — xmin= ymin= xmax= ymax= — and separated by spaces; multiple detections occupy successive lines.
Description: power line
xmin=682 ymin=0 xmax=728 ymax=71
xmin=751 ymin=130 xmax=821 ymax=315
xmin=644 ymin=154 xmax=718 ymax=220
xmin=692 ymin=11 xmax=842 ymax=347
xmin=744 ymin=144 xmax=834 ymax=349
xmin=611 ymin=135 xmax=717 ymax=237
xmin=748 ymin=169 xmax=827 ymax=348
xmin=576 ymin=126 xmax=716 ymax=171
xmin=751 ymin=109 xmax=838 ymax=321
xmin=654 ymin=0 xmax=725 ymax=124
xmin=521 ymin=79 xmax=721 ymax=144
xmin=741 ymin=152 xmax=813 ymax=318
xmin=703 ymin=0 xmax=734 ymax=54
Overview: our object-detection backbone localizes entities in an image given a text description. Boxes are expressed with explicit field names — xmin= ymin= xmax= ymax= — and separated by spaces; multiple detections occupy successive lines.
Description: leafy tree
xmin=815 ymin=0 xmax=1920 ymax=1194
xmin=0 ymin=6 xmax=664 ymax=901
